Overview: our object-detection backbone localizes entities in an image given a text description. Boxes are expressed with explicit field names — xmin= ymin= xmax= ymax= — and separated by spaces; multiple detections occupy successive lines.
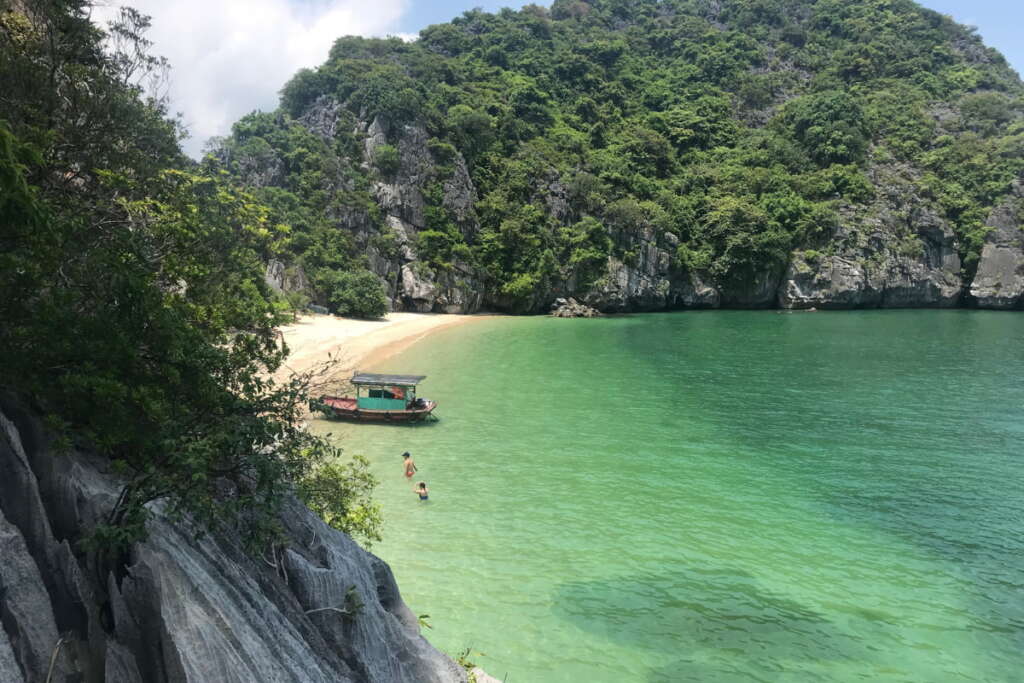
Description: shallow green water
xmin=313 ymin=311 xmax=1024 ymax=682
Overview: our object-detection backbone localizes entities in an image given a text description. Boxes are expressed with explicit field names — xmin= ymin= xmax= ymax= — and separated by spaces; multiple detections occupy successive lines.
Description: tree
xmin=0 ymin=3 xmax=379 ymax=556
xmin=210 ymin=0 xmax=1024 ymax=304
xmin=280 ymin=67 xmax=328 ymax=117
xmin=778 ymin=90 xmax=869 ymax=166
xmin=297 ymin=456 xmax=383 ymax=546
xmin=448 ymin=104 xmax=495 ymax=161
xmin=321 ymin=269 xmax=389 ymax=318
xmin=373 ymin=143 xmax=401 ymax=177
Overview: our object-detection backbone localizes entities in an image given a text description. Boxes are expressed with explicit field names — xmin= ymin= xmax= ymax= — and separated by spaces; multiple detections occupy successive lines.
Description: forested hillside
xmin=212 ymin=0 xmax=1024 ymax=314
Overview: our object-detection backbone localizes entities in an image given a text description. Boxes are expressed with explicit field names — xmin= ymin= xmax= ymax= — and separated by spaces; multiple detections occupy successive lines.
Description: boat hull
xmin=315 ymin=396 xmax=437 ymax=423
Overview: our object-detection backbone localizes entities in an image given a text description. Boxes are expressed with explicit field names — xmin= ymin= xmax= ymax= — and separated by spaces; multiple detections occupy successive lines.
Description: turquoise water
xmin=314 ymin=311 xmax=1024 ymax=682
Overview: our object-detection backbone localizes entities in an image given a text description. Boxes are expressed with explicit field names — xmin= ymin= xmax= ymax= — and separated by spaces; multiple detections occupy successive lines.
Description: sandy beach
xmin=277 ymin=312 xmax=483 ymax=388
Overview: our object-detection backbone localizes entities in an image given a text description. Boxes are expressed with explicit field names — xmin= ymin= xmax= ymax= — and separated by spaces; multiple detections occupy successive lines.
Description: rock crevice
xmin=0 ymin=396 xmax=467 ymax=683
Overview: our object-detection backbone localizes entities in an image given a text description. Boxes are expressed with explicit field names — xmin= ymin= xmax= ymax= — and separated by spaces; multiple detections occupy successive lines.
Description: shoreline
xmin=276 ymin=306 xmax=1003 ymax=388
xmin=277 ymin=312 xmax=491 ymax=389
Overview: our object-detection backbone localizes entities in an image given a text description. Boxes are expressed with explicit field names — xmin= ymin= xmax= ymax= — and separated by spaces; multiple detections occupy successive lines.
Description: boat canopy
xmin=350 ymin=372 xmax=426 ymax=387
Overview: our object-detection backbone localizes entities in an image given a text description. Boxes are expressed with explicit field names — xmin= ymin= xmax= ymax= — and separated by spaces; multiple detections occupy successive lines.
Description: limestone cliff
xmin=0 ymin=395 xmax=467 ymax=683
xmin=213 ymin=1 xmax=1024 ymax=316
xmin=257 ymin=97 xmax=1022 ymax=313
xmin=359 ymin=115 xmax=485 ymax=314
xmin=778 ymin=163 xmax=965 ymax=309
xmin=969 ymin=180 xmax=1024 ymax=309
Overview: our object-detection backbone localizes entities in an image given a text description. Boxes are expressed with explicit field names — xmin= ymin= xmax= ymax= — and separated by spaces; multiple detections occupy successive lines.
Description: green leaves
xmin=650 ymin=96 xmax=738 ymax=153
xmin=0 ymin=122 xmax=337 ymax=554
xmin=296 ymin=455 xmax=383 ymax=547
xmin=320 ymin=269 xmax=388 ymax=319
xmin=373 ymin=144 xmax=401 ymax=177
xmin=777 ymin=90 xmax=870 ymax=166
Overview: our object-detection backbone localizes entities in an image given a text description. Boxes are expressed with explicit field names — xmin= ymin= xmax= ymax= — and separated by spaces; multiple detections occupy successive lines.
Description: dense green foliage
xmin=323 ymin=269 xmax=390 ymax=318
xmin=1 ymin=1 xmax=379 ymax=550
xmin=207 ymin=108 xmax=389 ymax=317
xmin=297 ymin=456 xmax=383 ymax=546
xmin=219 ymin=0 xmax=1022 ymax=310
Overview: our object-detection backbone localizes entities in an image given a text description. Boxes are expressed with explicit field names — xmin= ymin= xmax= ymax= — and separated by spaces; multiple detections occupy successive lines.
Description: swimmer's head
xmin=417 ymin=481 xmax=426 ymax=489
xmin=402 ymin=452 xmax=411 ymax=458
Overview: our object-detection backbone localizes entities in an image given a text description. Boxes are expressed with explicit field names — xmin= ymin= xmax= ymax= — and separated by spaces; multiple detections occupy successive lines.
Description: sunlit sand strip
xmin=277 ymin=312 xmax=489 ymax=392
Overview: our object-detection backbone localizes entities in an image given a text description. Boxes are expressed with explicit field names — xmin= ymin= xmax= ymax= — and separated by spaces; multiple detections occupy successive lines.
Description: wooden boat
xmin=314 ymin=373 xmax=437 ymax=422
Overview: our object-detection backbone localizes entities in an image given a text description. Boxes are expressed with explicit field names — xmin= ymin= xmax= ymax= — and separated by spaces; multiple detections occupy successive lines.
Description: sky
xmin=91 ymin=1 xmax=1024 ymax=158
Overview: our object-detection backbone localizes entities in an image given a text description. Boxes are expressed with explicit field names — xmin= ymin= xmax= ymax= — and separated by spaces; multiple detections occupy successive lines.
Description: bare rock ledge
xmin=0 ymin=395 xmax=469 ymax=683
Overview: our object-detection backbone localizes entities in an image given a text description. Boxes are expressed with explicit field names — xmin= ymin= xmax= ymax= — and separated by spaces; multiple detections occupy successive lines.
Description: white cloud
xmin=92 ymin=0 xmax=410 ymax=158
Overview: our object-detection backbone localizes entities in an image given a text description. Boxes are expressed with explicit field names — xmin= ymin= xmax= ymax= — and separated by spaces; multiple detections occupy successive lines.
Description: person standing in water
xmin=414 ymin=482 xmax=429 ymax=501
xmin=403 ymin=452 xmax=417 ymax=479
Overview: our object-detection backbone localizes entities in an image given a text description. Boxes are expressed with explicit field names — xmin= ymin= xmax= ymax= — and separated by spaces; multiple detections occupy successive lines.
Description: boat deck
xmin=322 ymin=396 xmax=358 ymax=411
xmin=317 ymin=395 xmax=437 ymax=421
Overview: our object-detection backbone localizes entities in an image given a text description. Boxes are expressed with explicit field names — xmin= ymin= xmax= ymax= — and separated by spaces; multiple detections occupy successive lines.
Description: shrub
xmin=778 ymin=90 xmax=869 ymax=166
xmin=297 ymin=456 xmax=383 ymax=547
xmin=322 ymin=269 xmax=388 ymax=318
xmin=373 ymin=144 xmax=401 ymax=177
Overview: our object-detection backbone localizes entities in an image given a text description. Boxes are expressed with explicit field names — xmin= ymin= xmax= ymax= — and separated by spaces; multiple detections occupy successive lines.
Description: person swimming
xmin=403 ymin=452 xmax=417 ymax=479
xmin=414 ymin=482 xmax=429 ymax=501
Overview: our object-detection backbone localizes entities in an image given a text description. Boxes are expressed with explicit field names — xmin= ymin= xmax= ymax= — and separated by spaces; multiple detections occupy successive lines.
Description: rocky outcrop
xmin=578 ymin=226 xmax=720 ymax=312
xmin=266 ymin=258 xmax=311 ymax=294
xmin=353 ymin=115 xmax=485 ymax=314
xmin=969 ymin=182 xmax=1024 ymax=309
xmin=778 ymin=165 xmax=964 ymax=309
xmin=723 ymin=267 xmax=785 ymax=308
xmin=299 ymin=96 xmax=345 ymax=141
xmin=366 ymin=118 xmax=431 ymax=229
xmin=583 ymin=256 xmax=674 ymax=312
xmin=550 ymin=297 xmax=600 ymax=318
xmin=399 ymin=263 xmax=484 ymax=314
xmin=0 ymin=396 xmax=466 ymax=683
xmin=350 ymin=122 xmax=1003 ymax=313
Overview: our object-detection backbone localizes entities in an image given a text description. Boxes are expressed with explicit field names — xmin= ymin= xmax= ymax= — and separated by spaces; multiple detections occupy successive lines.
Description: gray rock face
xmin=299 ymin=96 xmax=344 ymax=141
xmin=778 ymin=164 xmax=964 ymax=309
xmin=722 ymin=267 xmax=784 ymax=308
xmin=970 ymin=183 xmax=1024 ymax=309
xmin=584 ymin=256 xmax=673 ymax=312
xmin=672 ymin=271 xmax=721 ymax=309
xmin=0 ymin=509 xmax=66 ymax=683
xmin=0 ymin=626 xmax=25 ymax=683
xmin=443 ymin=156 xmax=479 ymax=236
xmin=359 ymin=119 xmax=484 ymax=314
xmin=550 ymin=297 xmax=600 ymax=318
xmin=266 ymin=258 xmax=311 ymax=294
xmin=400 ymin=263 xmax=440 ymax=312
xmin=366 ymin=118 xmax=432 ymax=229
xmin=0 ymin=397 xmax=466 ymax=683
xmin=779 ymin=254 xmax=872 ymax=309
xmin=579 ymin=226 xmax=719 ymax=312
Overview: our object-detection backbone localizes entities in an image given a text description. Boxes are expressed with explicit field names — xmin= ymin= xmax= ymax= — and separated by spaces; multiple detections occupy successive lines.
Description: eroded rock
xmin=265 ymin=259 xmax=311 ymax=294
xmin=0 ymin=397 xmax=467 ymax=683
xmin=778 ymin=164 xmax=963 ymax=309
xmin=550 ymin=297 xmax=600 ymax=318
xmin=244 ymin=104 xmax=1018 ymax=314
xmin=970 ymin=184 xmax=1024 ymax=309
